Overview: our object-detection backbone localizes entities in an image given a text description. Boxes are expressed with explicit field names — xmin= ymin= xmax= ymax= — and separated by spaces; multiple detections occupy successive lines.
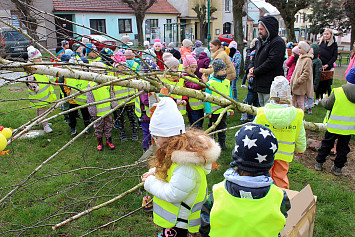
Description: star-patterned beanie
xmin=231 ymin=124 xmax=278 ymax=175
xmin=212 ymin=58 xmax=227 ymax=74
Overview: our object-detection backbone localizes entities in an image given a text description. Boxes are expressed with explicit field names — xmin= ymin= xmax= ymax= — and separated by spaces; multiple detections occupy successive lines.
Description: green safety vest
xmin=153 ymin=163 xmax=207 ymax=233
xmin=256 ymin=107 xmax=303 ymax=162
xmin=209 ymin=181 xmax=286 ymax=237
xmin=208 ymin=78 xmax=231 ymax=114
xmin=185 ymin=76 xmax=204 ymax=111
xmin=89 ymin=82 xmax=111 ymax=117
xmin=88 ymin=57 xmax=102 ymax=63
xmin=28 ymin=74 xmax=57 ymax=108
xmin=161 ymin=78 xmax=186 ymax=115
xmin=128 ymin=61 xmax=140 ymax=71
xmin=113 ymin=75 xmax=136 ymax=105
xmin=178 ymin=64 xmax=184 ymax=72
xmin=325 ymin=87 xmax=355 ymax=135
xmin=65 ymin=78 xmax=88 ymax=105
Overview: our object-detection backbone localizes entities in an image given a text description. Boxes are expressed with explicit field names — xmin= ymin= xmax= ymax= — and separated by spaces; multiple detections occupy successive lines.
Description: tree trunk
xmin=284 ymin=19 xmax=296 ymax=42
xmin=136 ymin=14 xmax=144 ymax=47
xmin=232 ymin=0 xmax=245 ymax=77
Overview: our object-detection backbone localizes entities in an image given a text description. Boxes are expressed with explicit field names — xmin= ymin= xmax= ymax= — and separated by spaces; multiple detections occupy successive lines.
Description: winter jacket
xmin=254 ymin=102 xmax=306 ymax=154
xmin=345 ymin=56 xmax=355 ymax=77
xmin=195 ymin=52 xmax=210 ymax=79
xmin=321 ymin=83 xmax=355 ymax=110
xmin=311 ymin=44 xmax=322 ymax=91
xmin=200 ymin=47 xmax=237 ymax=81
xmin=179 ymin=46 xmax=192 ymax=61
xmin=144 ymin=48 xmax=156 ymax=61
xmin=290 ymin=53 xmax=314 ymax=97
xmin=250 ymin=16 xmax=286 ymax=93
xmin=286 ymin=55 xmax=296 ymax=82
xmin=244 ymin=46 xmax=256 ymax=70
xmin=231 ymin=50 xmax=242 ymax=79
xmin=168 ymin=48 xmax=182 ymax=60
xmin=154 ymin=50 xmax=165 ymax=70
xmin=319 ymin=39 xmax=338 ymax=70
xmin=144 ymin=136 xmax=221 ymax=230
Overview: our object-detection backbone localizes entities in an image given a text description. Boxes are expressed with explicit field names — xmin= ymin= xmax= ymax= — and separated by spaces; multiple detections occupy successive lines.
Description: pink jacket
xmin=179 ymin=46 xmax=192 ymax=61
xmin=286 ymin=55 xmax=296 ymax=82
xmin=345 ymin=56 xmax=355 ymax=77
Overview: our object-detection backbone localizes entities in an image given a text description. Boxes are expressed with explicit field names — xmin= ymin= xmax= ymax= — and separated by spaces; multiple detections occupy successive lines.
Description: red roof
xmin=53 ymin=0 xmax=180 ymax=14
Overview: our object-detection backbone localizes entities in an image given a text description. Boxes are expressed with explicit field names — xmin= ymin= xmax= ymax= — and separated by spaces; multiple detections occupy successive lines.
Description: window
xmin=118 ymin=19 xmax=132 ymax=33
xmin=225 ymin=0 xmax=231 ymax=12
xmin=300 ymin=14 xmax=304 ymax=23
xmin=223 ymin=23 xmax=232 ymax=34
xmin=90 ymin=19 xmax=106 ymax=34
xmin=295 ymin=15 xmax=299 ymax=23
xmin=148 ymin=19 xmax=158 ymax=28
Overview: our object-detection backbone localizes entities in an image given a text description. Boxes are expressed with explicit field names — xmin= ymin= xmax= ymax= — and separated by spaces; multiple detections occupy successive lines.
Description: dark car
xmin=69 ymin=34 xmax=116 ymax=52
xmin=218 ymin=34 xmax=247 ymax=46
xmin=0 ymin=28 xmax=30 ymax=60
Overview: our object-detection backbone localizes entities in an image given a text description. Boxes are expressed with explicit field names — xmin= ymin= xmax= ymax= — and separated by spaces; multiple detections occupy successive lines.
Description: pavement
xmin=0 ymin=71 xmax=26 ymax=87
xmin=334 ymin=65 xmax=347 ymax=80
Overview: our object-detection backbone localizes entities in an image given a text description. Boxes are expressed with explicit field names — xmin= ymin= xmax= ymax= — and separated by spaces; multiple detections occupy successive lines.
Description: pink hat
xmin=154 ymin=39 xmax=161 ymax=43
xmin=183 ymin=55 xmax=197 ymax=68
xmin=153 ymin=42 xmax=162 ymax=48
xmin=292 ymin=46 xmax=299 ymax=55
xmin=113 ymin=51 xmax=126 ymax=63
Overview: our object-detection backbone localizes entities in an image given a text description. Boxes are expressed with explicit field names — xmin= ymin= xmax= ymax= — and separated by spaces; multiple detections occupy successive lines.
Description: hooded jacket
xmin=251 ymin=16 xmax=286 ymax=93
xmin=144 ymin=136 xmax=220 ymax=230
xmin=311 ymin=44 xmax=323 ymax=91
xmin=195 ymin=52 xmax=211 ymax=79
xmin=290 ymin=53 xmax=314 ymax=97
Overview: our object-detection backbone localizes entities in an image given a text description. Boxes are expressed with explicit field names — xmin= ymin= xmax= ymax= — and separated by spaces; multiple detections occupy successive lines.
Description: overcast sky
xmin=252 ymin=0 xmax=279 ymax=14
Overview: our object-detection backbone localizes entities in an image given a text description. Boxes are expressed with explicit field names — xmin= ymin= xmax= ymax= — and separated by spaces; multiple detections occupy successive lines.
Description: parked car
xmin=218 ymin=34 xmax=247 ymax=46
xmin=69 ymin=34 xmax=116 ymax=52
xmin=0 ymin=28 xmax=30 ymax=60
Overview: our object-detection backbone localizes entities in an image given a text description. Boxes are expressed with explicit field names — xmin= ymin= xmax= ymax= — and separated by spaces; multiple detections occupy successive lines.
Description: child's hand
xmin=141 ymin=171 xmax=154 ymax=184
xmin=229 ymin=111 xmax=234 ymax=116
xmin=176 ymin=99 xmax=187 ymax=106
xmin=201 ymin=73 xmax=208 ymax=83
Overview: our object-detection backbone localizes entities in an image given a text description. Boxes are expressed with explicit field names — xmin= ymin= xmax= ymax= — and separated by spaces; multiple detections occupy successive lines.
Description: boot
xmin=97 ymin=137 xmax=103 ymax=151
xmin=106 ymin=137 xmax=115 ymax=150
xmin=120 ymin=131 xmax=128 ymax=141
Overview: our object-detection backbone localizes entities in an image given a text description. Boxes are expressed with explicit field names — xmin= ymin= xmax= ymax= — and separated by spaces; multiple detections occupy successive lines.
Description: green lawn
xmin=0 ymin=76 xmax=353 ymax=236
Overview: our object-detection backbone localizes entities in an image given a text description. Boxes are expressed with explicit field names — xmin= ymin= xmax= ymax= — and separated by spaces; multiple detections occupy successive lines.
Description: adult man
xmin=248 ymin=15 xmax=286 ymax=107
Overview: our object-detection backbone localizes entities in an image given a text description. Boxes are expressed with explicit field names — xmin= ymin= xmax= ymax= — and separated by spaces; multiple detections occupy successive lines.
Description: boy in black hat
xmin=200 ymin=124 xmax=290 ymax=237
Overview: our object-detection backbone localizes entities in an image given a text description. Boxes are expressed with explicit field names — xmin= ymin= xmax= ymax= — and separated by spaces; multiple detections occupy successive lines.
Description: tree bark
xmin=136 ymin=14 xmax=144 ymax=47
xmin=232 ymin=0 xmax=245 ymax=76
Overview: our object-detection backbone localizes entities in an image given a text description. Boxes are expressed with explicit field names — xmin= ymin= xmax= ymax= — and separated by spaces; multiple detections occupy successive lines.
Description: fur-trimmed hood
xmin=170 ymin=136 xmax=221 ymax=167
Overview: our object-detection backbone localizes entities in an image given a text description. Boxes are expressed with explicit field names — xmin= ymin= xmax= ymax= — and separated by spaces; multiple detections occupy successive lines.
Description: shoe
xmin=44 ymin=124 xmax=53 ymax=133
xmin=97 ymin=137 xmax=103 ymax=151
xmin=132 ymin=132 xmax=138 ymax=140
xmin=241 ymin=84 xmax=247 ymax=88
xmin=142 ymin=195 xmax=153 ymax=212
xmin=70 ymin=128 xmax=77 ymax=136
xmin=307 ymin=109 xmax=312 ymax=115
xmin=314 ymin=162 xmax=323 ymax=171
xmin=240 ymin=113 xmax=247 ymax=121
xmin=120 ymin=132 xmax=128 ymax=142
xmin=331 ymin=165 xmax=342 ymax=176
xmin=314 ymin=99 xmax=319 ymax=106
xmin=106 ymin=137 xmax=115 ymax=150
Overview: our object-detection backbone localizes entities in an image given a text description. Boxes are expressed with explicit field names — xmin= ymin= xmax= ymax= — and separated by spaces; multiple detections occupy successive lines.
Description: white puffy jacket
xmin=144 ymin=136 xmax=221 ymax=229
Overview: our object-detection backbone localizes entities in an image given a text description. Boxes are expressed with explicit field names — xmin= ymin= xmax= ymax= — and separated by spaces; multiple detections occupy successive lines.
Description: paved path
xmin=0 ymin=71 xmax=26 ymax=87
xmin=334 ymin=65 xmax=347 ymax=80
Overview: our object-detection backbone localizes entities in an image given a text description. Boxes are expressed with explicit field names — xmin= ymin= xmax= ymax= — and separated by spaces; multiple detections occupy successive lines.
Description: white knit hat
xmin=149 ymin=97 xmax=185 ymax=137
xmin=298 ymin=41 xmax=311 ymax=53
xmin=163 ymin=52 xmax=180 ymax=69
xmin=27 ymin=46 xmax=42 ymax=61
xmin=270 ymin=76 xmax=291 ymax=100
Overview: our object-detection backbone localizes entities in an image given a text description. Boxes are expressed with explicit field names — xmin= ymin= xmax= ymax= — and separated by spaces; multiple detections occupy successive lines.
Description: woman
xmin=199 ymin=39 xmax=236 ymax=81
xmin=316 ymin=29 xmax=338 ymax=104
xmin=345 ymin=41 xmax=355 ymax=77
xmin=229 ymin=41 xmax=242 ymax=101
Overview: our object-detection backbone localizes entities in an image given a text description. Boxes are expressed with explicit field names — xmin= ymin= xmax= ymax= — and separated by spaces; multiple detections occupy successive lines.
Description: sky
xmin=252 ymin=0 xmax=279 ymax=14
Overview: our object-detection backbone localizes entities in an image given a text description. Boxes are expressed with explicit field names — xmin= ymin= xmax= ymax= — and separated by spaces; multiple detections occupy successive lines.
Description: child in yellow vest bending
xmin=141 ymin=97 xmax=220 ymax=237
xmin=201 ymin=124 xmax=290 ymax=237
xmin=254 ymin=76 xmax=306 ymax=189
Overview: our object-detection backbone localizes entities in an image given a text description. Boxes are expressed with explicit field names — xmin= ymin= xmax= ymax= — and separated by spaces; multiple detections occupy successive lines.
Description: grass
xmin=0 ymin=76 xmax=353 ymax=236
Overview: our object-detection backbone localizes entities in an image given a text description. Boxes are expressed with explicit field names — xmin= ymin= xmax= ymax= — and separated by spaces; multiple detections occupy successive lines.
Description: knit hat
xmin=182 ymin=39 xmax=193 ymax=48
xmin=183 ymin=54 xmax=197 ymax=68
xmin=61 ymin=40 xmax=69 ymax=47
xmin=72 ymin=43 xmax=81 ymax=52
xmin=163 ymin=52 xmax=180 ymax=69
xmin=56 ymin=47 xmax=65 ymax=56
xmin=153 ymin=42 xmax=162 ymax=49
xmin=113 ymin=51 xmax=126 ymax=63
xmin=85 ymin=44 xmax=97 ymax=55
xmin=194 ymin=40 xmax=203 ymax=48
xmin=65 ymin=49 xmax=73 ymax=56
xmin=27 ymin=46 xmax=42 ymax=61
xmin=212 ymin=58 xmax=227 ymax=73
xmin=221 ymin=42 xmax=229 ymax=47
xmin=298 ymin=41 xmax=311 ymax=53
xmin=144 ymin=41 xmax=150 ymax=46
xmin=60 ymin=54 xmax=71 ymax=62
xmin=230 ymin=124 xmax=278 ymax=175
xmin=140 ymin=58 xmax=159 ymax=72
xmin=346 ymin=65 xmax=355 ymax=84
xmin=154 ymin=39 xmax=161 ymax=43
xmin=228 ymin=41 xmax=238 ymax=49
xmin=270 ymin=76 xmax=292 ymax=100
xmin=292 ymin=46 xmax=299 ymax=55
xmin=124 ymin=49 xmax=135 ymax=59
xmin=286 ymin=42 xmax=294 ymax=49
xmin=168 ymin=42 xmax=175 ymax=48
xmin=149 ymin=97 xmax=185 ymax=137
xmin=100 ymin=48 xmax=114 ymax=56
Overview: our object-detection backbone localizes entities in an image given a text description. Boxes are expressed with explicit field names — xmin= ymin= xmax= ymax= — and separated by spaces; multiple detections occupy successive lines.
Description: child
xmin=141 ymin=96 xmax=221 ymax=237
xmin=315 ymin=66 xmax=355 ymax=176
xmin=87 ymin=61 xmax=115 ymax=151
xmin=241 ymin=74 xmax=259 ymax=123
xmin=112 ymin=52 xmax=138 ymax=141
xmin=290 ymin=41 xmax=314 ymax=111
xmin=307 ymin=43 xmax=322 ymax=114
xmin=254 ymin=76 xmax=306 ymax=188
xmin=183 ymin=55 xmax=206 ymax=129
xmin=124 ymin=50 xmax=140 ymax=71
xmin=85 ymin=44 xmax=101 ymax=63
xmin=26 ymin=46 xmax=57 ymax=133
xmin=151 ymin=42 xmax=165 ymax=70
xmin=205 ymin=58 xmax=234 ymax=150
xmin=195 ymin=52 xmax=210 ymax=80
xmin=286 ymin=46 xmax=299 ymax=82
xmin=229 ymin=41 xmax=242 ymax=101
xmin=179 ymin=39 xmax=193 ymax=61
xmin=201 ymin=124 xmax=290 ymax=237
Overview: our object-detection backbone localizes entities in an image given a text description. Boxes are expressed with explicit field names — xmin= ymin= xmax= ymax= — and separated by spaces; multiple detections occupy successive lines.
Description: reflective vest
xmin=89 ymin=82 xmax=111 ymax=117
xmin=153 ymin=163 xmax=207 ymax=233
xmin=113 ymin=74 xmax=136 ymax=105
xmin=28 ymin=74 xmax=57 ymax=108
xmin=185 ymin=76 xmax=204 ymax=111
xmin=256 ymin=107 xmax=303 ymax=162
xmin=325 ymin=87 xmax=355 ymax=135
xmin=127 ymin=61 xmax=140 ymax=71
xmin=208 ymin=78 xmax=231 ymax=114
xmin=209 ymin=181 xmax=286 ymax=237
xmin=161 ymin=78 xmax=186 ymax=115
xmin=88 ymin=57 xmax=102 ymax=63
xmin=65 ymin=78 xmax=88 ymax=105
xmin=178 ymin=64 xmax=184 ymax=72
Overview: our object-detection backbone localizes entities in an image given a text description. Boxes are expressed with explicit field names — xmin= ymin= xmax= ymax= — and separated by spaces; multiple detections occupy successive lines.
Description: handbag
xmin=320 ymin=69 xmax=334 ymax=81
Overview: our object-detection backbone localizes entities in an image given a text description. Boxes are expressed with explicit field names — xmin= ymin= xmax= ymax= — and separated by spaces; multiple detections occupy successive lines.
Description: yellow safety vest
xmin=113 ymin=74 xmax=136 ymax=105
xmin=89 ymin=82 xmax=111 ymax=117
xmin=256 ymin=107 xmax=303 ymax=162
xmin=28 ymin=74 xmax=57 ymax=108
xmin=210 ymin=181 xmax=286 ymax=237
xmin=66 ymin=78 xmax=88 ymax=105
xmin=208 ymin=78 xmax=231 ymax=114
xmin=178 ymin=64 xmax=184 ymax=72
xmin=161 ymin=78 xmax=186 ymax=115
xmin=185 ymin=76 xmax=204 ymax=111
xmin=88 ymin=57 xmax=102 ymax=63
xmin=153 ymin=163 xmax=207 ymax=233
xmin=325 ymin=87 xmax=355 ymax=135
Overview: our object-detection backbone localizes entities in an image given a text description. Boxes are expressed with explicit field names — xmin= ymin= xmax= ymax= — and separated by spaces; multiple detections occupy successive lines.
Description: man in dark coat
xmin=249 ymin=15 xmax=286 ymax=106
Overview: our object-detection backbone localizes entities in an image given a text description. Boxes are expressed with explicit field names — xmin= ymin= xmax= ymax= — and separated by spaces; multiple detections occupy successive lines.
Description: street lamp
xmin=207 ymin=0 xmax=211 ymax=50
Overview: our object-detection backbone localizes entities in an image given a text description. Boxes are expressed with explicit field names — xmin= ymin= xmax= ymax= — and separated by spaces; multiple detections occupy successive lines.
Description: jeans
xmin=243 ymin=91 xmax=259 ymax=120
xmin=257 ymin=92 xmax=270 ymax=107
xmin=231 ymin=77 xmax=238 ymax=101
xmin=187 ymin=109 xmax=204 ymax=129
